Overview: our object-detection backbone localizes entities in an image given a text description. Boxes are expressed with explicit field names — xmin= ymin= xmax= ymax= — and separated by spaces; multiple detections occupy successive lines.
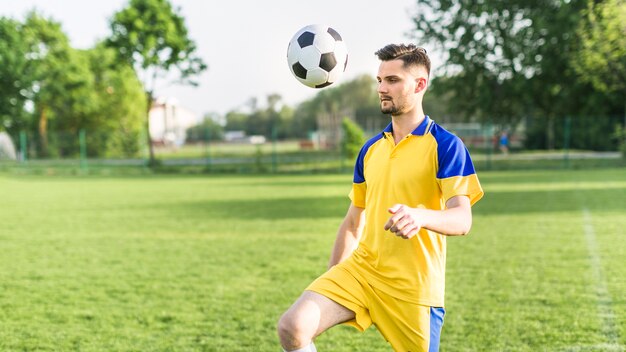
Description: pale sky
xmin=1 ymin=0 xmax=420 ymax=118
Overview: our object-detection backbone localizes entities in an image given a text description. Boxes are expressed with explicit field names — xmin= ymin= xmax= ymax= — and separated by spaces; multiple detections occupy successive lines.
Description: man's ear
xmin=415 ymin=77 xmax=428 ymax=93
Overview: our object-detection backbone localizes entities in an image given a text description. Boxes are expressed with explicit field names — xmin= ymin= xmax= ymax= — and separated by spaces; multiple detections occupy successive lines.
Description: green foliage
xmin=0 ymin=12 xmax=146 ymax=158
xmin=0 ymin=170 xmax=625 ymax=350
xmin=223 ymin=94 xmax=294 ymax=140
xmin=219 ymin=75 xmax=380 ymax=142
xmin=524 ymin=114 xmax=623 ymax=151
xmin=0 ymin=17 xmax=31 ymax=134
xmin=293 ymin=75 xmax=382 ymax=137
xmin=107 ymin=0 xmax=207 ymax=88
xmin=573 ymin=0 xmax=626 ymax=153
xmin=614 ymin=125 xmax=626 ymax=160
xmin=573 ymin=0 xmax=626 ymax=94
xmin=107 ymin=0 xmax=207 ymax=163
xmin=412 ymin=0 xmax=625 ymax=150
xmin=186 ymin=116 xmax=224 ymax=142
xmin=84 ymin=45 xmax=147 ymax=157
xmin=412 ymin=1 xmax=584 ymax=123
xmin=245 ymin=95 xmax=287 ymax=138
xmin=224 ymin=110 xmax=248 ymax=132
xmin=341 ymin=118 xmax=365 ymax=160
xmin=20 ymin=12 xmax=97 ymax=157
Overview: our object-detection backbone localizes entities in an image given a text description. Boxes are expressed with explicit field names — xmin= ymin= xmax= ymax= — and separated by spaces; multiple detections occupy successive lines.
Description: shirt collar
xmin=383 ymin=115 xmax=432 ymax=137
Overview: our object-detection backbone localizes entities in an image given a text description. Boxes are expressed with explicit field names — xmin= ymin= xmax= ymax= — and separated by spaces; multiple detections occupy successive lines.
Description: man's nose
xmin=377 ymin=82 xmax=387 ymax=94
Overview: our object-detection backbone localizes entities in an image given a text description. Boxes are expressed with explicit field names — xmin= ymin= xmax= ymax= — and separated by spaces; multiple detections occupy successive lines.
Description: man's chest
xmin=363 ymin=139 xmax=438 ymax=195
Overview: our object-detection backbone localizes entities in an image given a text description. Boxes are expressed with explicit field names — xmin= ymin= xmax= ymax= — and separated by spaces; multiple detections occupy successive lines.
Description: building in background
xmin=149 ymin=97 xmax=199 ymax=146
xmin=0 ymin=132 xmax=17 ymax=160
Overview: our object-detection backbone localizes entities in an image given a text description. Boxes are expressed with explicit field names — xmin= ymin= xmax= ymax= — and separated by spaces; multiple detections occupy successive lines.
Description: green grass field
xmin=1 ymin=168 xmax=625 ymax=351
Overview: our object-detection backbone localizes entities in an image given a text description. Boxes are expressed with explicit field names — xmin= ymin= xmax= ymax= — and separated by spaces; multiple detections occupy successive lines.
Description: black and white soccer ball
xmin=287 ymin=24 xmax=348 ymax=89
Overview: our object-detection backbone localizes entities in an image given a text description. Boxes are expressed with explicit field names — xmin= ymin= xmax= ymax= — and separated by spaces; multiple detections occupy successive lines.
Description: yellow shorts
xmin=306 ymin=265 xmax=445 ymax=352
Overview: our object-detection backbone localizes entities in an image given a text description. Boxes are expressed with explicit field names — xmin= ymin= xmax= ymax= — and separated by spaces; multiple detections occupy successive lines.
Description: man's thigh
xmin=370 ymin=287 xmax=445 ymax=352
xmin=306 ymin=265 xmax=373 ymax=331
xmin=282 ymin=290 xmax=355 ymax=337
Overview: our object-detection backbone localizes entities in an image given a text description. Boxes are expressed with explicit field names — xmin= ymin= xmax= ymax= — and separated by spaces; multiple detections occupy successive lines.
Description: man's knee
xmin=277 ymin=310 xmax=313 ymax=349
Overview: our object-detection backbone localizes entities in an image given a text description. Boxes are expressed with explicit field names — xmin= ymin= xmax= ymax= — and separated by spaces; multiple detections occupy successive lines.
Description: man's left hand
xmin=384 ymin=204 xmax=424 ymax=239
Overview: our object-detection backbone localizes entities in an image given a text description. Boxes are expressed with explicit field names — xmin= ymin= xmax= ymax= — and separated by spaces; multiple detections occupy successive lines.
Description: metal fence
xmin=1 ymin=115 xmax=624 ymax=175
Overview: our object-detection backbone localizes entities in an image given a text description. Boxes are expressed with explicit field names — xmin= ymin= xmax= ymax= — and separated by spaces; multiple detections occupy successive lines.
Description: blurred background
xmin=1 ymin=0 xmax=624 ymax=174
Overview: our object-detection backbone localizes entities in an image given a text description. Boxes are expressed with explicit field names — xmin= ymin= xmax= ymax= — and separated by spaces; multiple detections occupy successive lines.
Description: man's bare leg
xmin=278 ymin=291 xmax=355 ymax=351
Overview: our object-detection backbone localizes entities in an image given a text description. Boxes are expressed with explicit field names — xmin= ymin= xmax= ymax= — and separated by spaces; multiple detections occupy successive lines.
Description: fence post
xmin=271 ymin=124 xmax=277 ymax=173
xmin=340 ymin=139 xmax=346 ymax=173
xmin=563 ymin=116 xmax=571 ymax=168
xmin=204 ymin=125 xmax=211 ymax=171
xmin=138 ymin=127 xmax=149 ymax=167
xmin=79 ymin=129 xmax=88 ymax=172
xmin=484 ymin=121 xmax=493 ymax=170
xmin=19 ymin=131 xmax=28 ymax=163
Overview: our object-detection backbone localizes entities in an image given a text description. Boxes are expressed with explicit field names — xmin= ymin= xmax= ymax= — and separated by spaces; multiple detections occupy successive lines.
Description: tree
xmin=2 ymin=12 xmax=152 ymax=158
xmin=0 ymin=17 xmax=32 ymax=136
xmin=573 ymin=0 xmax=626 ymax=151
xmin=84 ymin=44 xmax=147 ymax=157
xmin=293 ymin=74 xmax=380 ymax=137
xmin=410 ymin=0 xmax=622 ymax=149
xmin=224 ymin=110 xmax=248 ymax=132
xmin=186 ymin=115 xmax=224 ymax=142
xmin=249 ymin=94 xmax=288 ymax=139
xmin=107 ymin=0 xmax=207 ymax=165
xmin=574 ymin=0 xmax=626 ymax=97
xmin=21 ymin=12 xmax=97 ymax=157
xmin=341 ymin=118 xmax=365 ymax=160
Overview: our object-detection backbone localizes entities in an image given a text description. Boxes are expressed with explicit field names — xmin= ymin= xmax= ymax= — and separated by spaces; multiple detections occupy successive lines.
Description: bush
xmin=614 ymin=124 xmax=626 ymax=161
xmin=341 ymin=118 xmax=365 ymax=160
xmin=186 ymin=119 xmax=224 ymax=143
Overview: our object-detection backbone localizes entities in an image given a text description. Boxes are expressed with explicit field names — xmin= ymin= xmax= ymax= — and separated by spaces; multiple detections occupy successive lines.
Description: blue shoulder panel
xmin=431 ymin=123 xmax=476 ymax=178
xmin=353 ymin=132 xmax=385 ymax=183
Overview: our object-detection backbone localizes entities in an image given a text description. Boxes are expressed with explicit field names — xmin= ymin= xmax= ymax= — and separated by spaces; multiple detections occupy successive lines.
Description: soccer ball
xmin=287 ymin=24 xmax=348 ymax=88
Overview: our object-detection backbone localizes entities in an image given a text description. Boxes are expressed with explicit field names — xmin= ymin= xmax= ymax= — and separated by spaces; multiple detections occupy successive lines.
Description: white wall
xmin=149 ymin=97 xmax=200 ymax=146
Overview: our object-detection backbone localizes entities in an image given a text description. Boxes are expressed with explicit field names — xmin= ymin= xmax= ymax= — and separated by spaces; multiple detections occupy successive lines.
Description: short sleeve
xmin=435 ymin=134 xmax=484 ymax=206
xmin=349 ymin=133 xmax=384 ymax=208
xmin=349 ymin=182 xmax=366 ymax=208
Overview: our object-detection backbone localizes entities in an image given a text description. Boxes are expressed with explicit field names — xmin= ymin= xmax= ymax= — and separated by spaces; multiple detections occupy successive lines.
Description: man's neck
xmin=391 ymin=112 xmax=425 ymax=143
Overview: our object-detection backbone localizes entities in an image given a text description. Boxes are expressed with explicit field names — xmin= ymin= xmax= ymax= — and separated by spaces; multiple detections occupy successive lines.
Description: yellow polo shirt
xmin=342 ymin=116 xmax=483 ymax=307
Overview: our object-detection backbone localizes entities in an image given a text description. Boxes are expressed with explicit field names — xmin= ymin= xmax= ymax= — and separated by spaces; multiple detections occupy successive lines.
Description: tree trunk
xmin=38 ymin=106 xmax=48 ymax=157
xmin=547 ymin=115 xmax=555 ymax=150
xmin=622 ymin=99 xmax=626 ymax=158
xmin=145 ymin=91 xmax=156 ymax=166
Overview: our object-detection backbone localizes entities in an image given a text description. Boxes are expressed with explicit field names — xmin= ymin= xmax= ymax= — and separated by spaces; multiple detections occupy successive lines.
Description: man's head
xmin=375 ymin=44 xmax=430 ymax=116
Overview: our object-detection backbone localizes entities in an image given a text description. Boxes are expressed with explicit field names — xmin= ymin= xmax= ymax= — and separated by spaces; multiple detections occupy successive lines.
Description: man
xmin=277 ymin=43 xmax=484 ymax=352
xmin=499 ymin=131 xmax=510 ymax=154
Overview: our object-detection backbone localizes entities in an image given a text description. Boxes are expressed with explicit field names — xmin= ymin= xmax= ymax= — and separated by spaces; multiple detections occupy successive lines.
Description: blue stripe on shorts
xmin=429 ymin=307 xmax=445 ymax=352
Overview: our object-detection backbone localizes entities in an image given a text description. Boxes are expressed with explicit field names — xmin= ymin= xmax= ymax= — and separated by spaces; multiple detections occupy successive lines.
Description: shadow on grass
xmin=478 ymin=167 xmax=626 ymax=185
xmin=474 ymin=187 xmax=626 ymax=215
xmin=152 ymin=195 xmax=351 ymax=220
xmin=142 ymin=184 xmax=626 ymax=220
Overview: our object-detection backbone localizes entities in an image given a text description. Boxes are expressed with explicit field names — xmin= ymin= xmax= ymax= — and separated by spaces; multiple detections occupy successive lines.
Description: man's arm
xmin=328 ymin=204 xmax=365 ymax=269
xmin=384 ymin=195 xmax=472 ymax=239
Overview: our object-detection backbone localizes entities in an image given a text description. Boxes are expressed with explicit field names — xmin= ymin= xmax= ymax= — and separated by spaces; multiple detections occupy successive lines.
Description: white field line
xmin=560 ymin=343 xmax=624 ymax=352
xmin=581 ymin=208 xmax=622 ymax=349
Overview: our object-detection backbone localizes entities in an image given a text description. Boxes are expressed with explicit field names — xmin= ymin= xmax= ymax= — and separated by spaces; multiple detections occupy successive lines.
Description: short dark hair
xmin=375 ymin=44 xmax=430 ymax=75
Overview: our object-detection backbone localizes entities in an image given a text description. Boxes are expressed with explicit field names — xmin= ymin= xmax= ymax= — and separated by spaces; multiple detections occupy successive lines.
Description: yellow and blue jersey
xmin=343 ymin=116 xmax=484 ymax=307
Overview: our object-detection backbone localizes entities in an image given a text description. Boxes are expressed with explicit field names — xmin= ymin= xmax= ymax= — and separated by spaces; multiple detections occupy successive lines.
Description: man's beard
xmin=381 ymin=104 xmax=399 ymax=115
xmin=380 ymin=100 xmax=402 ymax=115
